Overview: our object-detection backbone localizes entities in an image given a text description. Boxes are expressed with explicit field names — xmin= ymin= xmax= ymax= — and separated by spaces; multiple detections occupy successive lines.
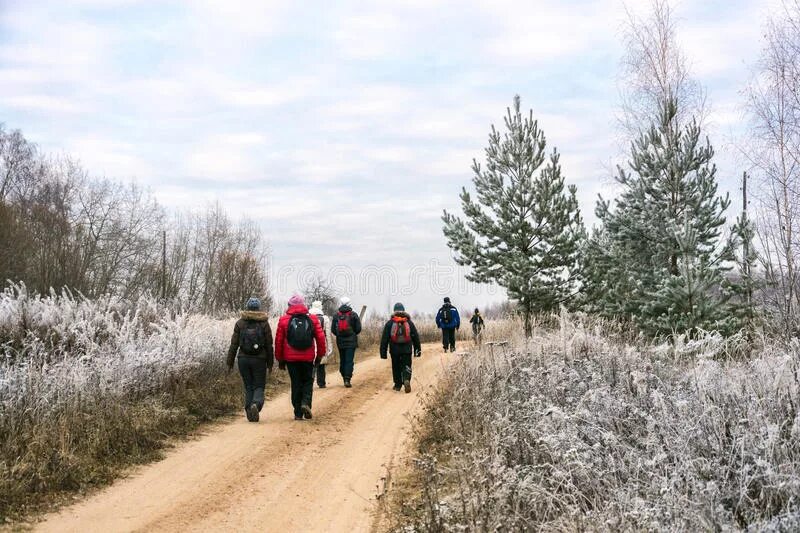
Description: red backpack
xmin=390 ymin=319 xmax=411 ymax=344
xmin=336 ymin=311 xmax=353 ymax=336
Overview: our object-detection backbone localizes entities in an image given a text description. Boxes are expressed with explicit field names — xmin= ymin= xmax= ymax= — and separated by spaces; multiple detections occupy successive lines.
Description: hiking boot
xmin=294 ymin=414 xmax=304 ymax=420
xmin=393 ymin=384 xmax=402 ymax=391
xmin=248 ymin=403 xmax=259 ymax=422
xmin=344 ymin=379 xmax=352 ymax=388
xmin=301 ymin=405 xmax=312 ymax=420
xmin=318 ymin=383 xmax=326 ymax=388
xmin=404 ymin=378 xmax=411 ymax=393
xmin=450 ymin=346 xmax=456 ymax=353
xmin=443 ymin=347 xmax=448 ymax=353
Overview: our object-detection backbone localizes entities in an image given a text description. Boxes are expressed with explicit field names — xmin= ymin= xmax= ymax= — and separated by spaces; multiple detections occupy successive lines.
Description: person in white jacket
xmin=309 ymin=300 xmax=333 ymax=388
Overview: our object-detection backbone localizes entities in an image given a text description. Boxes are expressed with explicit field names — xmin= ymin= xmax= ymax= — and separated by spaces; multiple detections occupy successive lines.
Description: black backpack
xmin=240 ymin=320 xmax=266 ymax=355
xmin=287 ymin=313 xmax=314 ymax=350
xmin=441 ymin=305 xmax=452 ymax=324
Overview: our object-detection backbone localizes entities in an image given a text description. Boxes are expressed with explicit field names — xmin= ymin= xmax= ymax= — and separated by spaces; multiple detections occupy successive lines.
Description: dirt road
xmin=36 ymin=343 xmax=453 ymax=533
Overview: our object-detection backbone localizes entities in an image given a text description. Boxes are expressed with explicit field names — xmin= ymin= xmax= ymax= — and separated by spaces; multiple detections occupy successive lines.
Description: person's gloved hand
xmin=278 ymin=361 xmax=286 ymax=370
xmin=414 ymin=351 xmax=421 ymax=358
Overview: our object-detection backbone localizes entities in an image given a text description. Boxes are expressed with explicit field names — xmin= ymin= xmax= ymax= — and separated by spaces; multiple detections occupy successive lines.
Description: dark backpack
xmin=336 ymin=311 xmax=353 ymax=336
xmin=390 ymin=320 xmax=411 ymax=344
xmin=441 ymin=305 xmax=452 ymax=325
xmin=287 ymin=314 xmax=314 ymax=350
xmin=240 ymin=320 xmax=266 ymax=356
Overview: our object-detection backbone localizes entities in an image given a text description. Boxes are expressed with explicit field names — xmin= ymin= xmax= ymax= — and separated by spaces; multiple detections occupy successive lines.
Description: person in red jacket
xmin=275 ymin=293 xmax=326 ymax=420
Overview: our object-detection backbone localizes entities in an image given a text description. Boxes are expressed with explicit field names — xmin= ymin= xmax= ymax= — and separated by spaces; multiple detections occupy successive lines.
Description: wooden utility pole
xmin=742 ymin=172 xmax=753 ymax=314
xmin=161 ymin=230 xmax=167 ymax=301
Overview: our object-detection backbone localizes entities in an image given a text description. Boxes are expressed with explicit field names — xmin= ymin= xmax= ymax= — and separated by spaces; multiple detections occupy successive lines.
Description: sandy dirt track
xmin=35 ymin=343 xmax=454 ymax=533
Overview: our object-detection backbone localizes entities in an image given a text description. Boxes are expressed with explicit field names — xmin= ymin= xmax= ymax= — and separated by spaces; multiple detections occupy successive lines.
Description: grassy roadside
xmin=384 ymin=316 xmax=800 ymax=531
xmin=1 ymin=366 xmax=290 ymax=526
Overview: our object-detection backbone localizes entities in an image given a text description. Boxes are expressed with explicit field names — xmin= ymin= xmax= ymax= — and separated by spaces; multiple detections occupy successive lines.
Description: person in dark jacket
xmin=227 ymin=297 xmax=274 ymax=422
xmin=435 ymin=296 xmax=461 ymax=352
xmin=330 ymin=296 xmax=362 ymax=388
xmin=275 ymin=293 xmax=326 ymax=420
xmin=380 ymin=303 xmax=421 ymax=393
xmin=470 ymin=308 xmax=485 ymax=344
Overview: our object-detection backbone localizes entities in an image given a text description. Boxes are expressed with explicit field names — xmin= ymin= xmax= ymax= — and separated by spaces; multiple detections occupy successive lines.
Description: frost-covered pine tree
xmin=442 ymin=95 xmax=584 ymax=336
xmin=583 ymin=97 xmax=739 ymax=336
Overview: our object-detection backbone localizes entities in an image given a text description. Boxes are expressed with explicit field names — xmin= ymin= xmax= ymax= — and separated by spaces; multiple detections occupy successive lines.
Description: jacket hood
xmin=285 ymin=304 xmax=309 ymax=315
xmin=309 ymin=305 xmax=324 ymax=316
xmin=338 ymin=304 xmax=353 ymax=313
xmin=392 ymin=311 xmax=410 ymax=321
xmin=241 ymin=310 xmax=268 ymax=321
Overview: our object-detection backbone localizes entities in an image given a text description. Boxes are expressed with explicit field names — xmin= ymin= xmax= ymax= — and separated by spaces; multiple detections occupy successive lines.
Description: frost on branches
xmin=400 ymin=314 xmax=800 ymax=531
xmin=0 ymin=282 xmax=235 ymax=514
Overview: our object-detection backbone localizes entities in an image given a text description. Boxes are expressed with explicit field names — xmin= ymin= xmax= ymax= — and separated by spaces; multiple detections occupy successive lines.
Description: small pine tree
xmin=730 ymin=172 xmax=760 ymax=331
xmin=583 ymin=97 xmax=739 ymax=336
xmin=442 ymin=96 xmax=584 ymax=336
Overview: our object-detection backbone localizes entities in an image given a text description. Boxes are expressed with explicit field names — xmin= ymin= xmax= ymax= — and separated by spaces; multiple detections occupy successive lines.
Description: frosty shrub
xmin=394 ymin=313 xmax=800 ymax=531
xmin=0 ymin=283 xmax=269 ymax=519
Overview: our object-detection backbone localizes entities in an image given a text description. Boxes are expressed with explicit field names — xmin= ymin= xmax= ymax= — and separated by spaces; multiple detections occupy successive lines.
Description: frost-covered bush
xmin=0 ymin=283 xmax=241 ymax=519
xmin=397 ymin=313 xmax=800 ymax=531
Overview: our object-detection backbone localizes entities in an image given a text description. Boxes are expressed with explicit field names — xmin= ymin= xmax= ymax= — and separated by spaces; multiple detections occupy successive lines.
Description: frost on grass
xmin=0 ymin=283 xmax=237 ymax=518
xmin=399 ymin=315 xmax=800 ymax=531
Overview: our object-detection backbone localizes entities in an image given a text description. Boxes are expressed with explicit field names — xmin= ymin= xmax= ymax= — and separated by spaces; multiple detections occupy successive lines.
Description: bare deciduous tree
xmin=745 ymin=0 xmax=800 ymax=333
xmin=302 ymin=274 xmax=339 ymax=316
xmin=0 ymin=126 xmax=273 ymax=314
xmin=618 ymin=0 xmax=706 ymax=137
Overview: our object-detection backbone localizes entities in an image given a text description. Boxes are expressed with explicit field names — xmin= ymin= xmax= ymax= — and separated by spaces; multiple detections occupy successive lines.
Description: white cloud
xmin=67 ymin=137 xmax=154 ymax=179
xmin=216 ymin=132 xmax=270 ymax=146
xmin=476 ymin=0 xmax=618 ymax=65
xmin=3 ymin=94 xmax=84 ymax=113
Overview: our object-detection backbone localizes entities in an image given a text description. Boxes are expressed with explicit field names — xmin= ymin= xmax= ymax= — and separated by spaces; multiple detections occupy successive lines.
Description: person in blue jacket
xmin=435 ymin=296 xmax=461 ymax=352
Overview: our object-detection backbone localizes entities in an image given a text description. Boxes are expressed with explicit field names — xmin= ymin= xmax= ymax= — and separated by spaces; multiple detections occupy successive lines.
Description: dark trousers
xmin=238 ymin=356 xmax=267 ymax=410
xmin=339 ymin=346 xmax=356 ymax=379
xmin=442 ymin=328 xmax=456 ymax=350
xmin=391 ymin=352 xmax=412 ymax=386
xmin=316 ymin=364 xmax=326 ymax=387
xmin=286 ymin=361 xmax=314 ymax=417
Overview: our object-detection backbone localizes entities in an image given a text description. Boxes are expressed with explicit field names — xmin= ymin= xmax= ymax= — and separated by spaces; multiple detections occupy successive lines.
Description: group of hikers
xmin=226 ymin=294 xmax=486 ymax=422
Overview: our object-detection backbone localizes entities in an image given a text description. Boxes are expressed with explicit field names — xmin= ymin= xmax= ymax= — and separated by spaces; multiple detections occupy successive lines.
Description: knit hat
xmin=393 ymin=302 xmax=405 ymax=312
xmin=340 ymin=296 xmax=351 ymax=307
xmin=246 ymin=297 xmax=261 ymax=310
xmin=311 ymin=300 xmax=323 ymax=310
xmin=288 ymin=293 xmax=305 ymax=307
xmin=443 ymin=296 xmax=451 ymax=303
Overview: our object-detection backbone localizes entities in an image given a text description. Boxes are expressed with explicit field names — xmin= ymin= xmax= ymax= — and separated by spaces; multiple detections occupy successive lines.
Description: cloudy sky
xmin=0 ymin=0 xmax=774 ymax=314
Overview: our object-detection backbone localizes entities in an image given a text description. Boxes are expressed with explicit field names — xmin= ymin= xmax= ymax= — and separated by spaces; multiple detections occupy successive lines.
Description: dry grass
xmin=0 ymin=284 xmax=287 ymax=521
xmin=388 ymin=312 xmax=800 ymax=531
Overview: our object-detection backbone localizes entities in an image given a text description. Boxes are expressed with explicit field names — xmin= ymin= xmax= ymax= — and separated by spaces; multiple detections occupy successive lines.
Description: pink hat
xmin=288 ymin=293 xmax=305 ymax=307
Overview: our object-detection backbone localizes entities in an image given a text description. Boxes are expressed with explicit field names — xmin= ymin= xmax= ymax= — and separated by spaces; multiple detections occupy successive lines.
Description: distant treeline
xmin=0 ymin=125 xmax=270 ymax=314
